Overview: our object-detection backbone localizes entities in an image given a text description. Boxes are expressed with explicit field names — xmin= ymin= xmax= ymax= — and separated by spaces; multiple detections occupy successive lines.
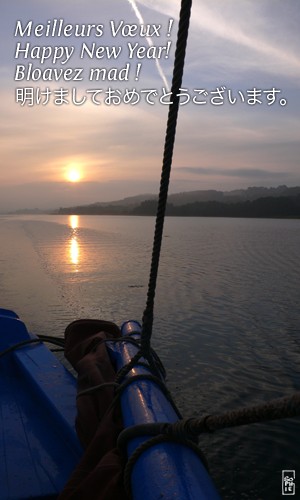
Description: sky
xmin=0 ymin=0 xmax=299 ymax=211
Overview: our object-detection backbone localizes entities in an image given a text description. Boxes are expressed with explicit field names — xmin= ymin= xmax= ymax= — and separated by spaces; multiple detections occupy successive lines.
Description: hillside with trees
xmin=57 ymin=186 xmax=300 ymax=218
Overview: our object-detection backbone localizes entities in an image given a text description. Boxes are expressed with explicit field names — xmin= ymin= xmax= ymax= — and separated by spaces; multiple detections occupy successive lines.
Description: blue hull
xmin=0 ymin=310 xmax=220 ymax=499
xmin=0 ymin=309 xmax=83 ymax=500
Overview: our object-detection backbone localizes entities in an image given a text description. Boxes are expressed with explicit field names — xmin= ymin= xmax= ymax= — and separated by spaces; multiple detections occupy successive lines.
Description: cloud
xmin=0 ymin=91 xmax=167 ymax=185
xmin=177 ymin=166 xmax=292 ymax=179
xmin=137 ymin=0 xmax=300 ymax=81
xmin=126 ymin=0 xmax=170 ymax=89
xmin=1 ymin=0 xmax=299 ymax=200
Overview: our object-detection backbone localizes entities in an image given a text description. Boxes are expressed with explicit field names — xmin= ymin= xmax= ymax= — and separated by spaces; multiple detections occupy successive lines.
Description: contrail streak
xmin=126 ymin=0 xmax=170 ymax=90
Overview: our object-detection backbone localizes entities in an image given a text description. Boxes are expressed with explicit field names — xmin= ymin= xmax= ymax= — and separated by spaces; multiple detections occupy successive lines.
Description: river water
xmin=0 ymin=214 xmax=299 ymax=499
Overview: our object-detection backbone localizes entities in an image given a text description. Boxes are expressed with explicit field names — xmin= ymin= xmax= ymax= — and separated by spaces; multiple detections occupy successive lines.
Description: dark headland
xmin=56 ymin=185 xmax=300 ymax=218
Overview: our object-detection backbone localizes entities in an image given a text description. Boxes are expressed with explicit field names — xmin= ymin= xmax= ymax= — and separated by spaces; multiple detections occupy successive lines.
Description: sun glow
xmin=65 ymin=163 xmax=82 ymax=183
xmin=67 ymin=169 xmax=81 ymax=182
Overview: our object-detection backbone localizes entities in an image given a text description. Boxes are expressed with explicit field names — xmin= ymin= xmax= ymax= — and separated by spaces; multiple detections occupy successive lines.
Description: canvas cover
xmin=59 ymin=319 xmax=127 ymax=500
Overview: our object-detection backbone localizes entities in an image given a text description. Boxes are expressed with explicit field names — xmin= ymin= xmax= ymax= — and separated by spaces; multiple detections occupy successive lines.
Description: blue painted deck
xmin=0 ymin=309 xmax=82 ymax=500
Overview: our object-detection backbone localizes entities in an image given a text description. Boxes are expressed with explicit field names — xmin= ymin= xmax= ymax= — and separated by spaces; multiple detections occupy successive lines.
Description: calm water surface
xmin=0 ymin=214 xmax=299 ymax=499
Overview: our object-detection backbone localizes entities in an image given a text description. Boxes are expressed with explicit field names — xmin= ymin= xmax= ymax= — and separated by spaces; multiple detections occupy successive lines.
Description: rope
xmin=0 ymin=334 xmax=65 ymax=359
xmin=115 ymin=374 xmax=182 ymax=418
xmin=77 ymin=382 xmax=119 ymax=398
xmin=142 ymin=0 xmax=193 ymax=347
xmin=175 ymin=392 xmax=300 ymax=434
xmin=118 ymin=393 xmax=300 ymax=497
xmin=0 ymin=338 xmax=42 ymax=358
xmin=116 ymin=0 xmax=193 ymax=383
xmin=123 ymin=434 xmax=206 ymax=499
xmin=117 ymin=393 xmax=300 ymax=447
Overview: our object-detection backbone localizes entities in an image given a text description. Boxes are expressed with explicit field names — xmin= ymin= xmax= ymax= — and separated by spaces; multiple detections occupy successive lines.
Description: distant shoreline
xmin=3 ymin=186 xmax=300 ymax=218
xmin=53 ymin=213 xmax=300 ymax=220
xmin=2 ymin=213 xmax=300 ymax=220
xmin=55 ymin=195 xmax=300 ymax=219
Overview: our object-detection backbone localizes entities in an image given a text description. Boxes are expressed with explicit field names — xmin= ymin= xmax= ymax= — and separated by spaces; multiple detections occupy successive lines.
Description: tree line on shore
xmin=58 ymin=194 xmax=300 ymax=218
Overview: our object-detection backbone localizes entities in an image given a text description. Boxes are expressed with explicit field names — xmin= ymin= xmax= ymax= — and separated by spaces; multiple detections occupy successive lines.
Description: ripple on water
xmin=1 ymin=215 xmax=299 ymax=499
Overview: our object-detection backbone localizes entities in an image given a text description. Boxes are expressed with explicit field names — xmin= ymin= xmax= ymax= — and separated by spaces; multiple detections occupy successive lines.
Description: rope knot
xmin=164 ymin=418 xmax=199 ymax=442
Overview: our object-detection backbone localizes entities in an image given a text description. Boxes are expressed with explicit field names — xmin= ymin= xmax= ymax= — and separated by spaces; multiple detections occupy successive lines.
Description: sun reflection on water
xmin=70 ymin=214 xmax=79 ymax=230
xmin=70 ymin=237 xmax=79 ymax=265
xmin=68 ymin=215 xmax=80 ymax=271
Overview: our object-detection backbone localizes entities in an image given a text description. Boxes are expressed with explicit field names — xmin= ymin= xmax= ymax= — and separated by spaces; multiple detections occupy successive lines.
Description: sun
xmin=68 ymin=170 xmax=81 ymax=182
xmin=65 ymin=165 xmax=82 ymax=183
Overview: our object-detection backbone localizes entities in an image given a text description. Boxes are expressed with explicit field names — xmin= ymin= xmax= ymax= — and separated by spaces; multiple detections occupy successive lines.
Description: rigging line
xmin=115 ymin=0 xmax=193 ymax=384
xmin=141 ymin=0 xmax=192 ymax=348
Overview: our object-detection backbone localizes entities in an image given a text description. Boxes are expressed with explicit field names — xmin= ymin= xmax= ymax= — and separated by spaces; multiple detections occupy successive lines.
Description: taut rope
xmin=116 ymin=0 xmax=193 ymax=382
